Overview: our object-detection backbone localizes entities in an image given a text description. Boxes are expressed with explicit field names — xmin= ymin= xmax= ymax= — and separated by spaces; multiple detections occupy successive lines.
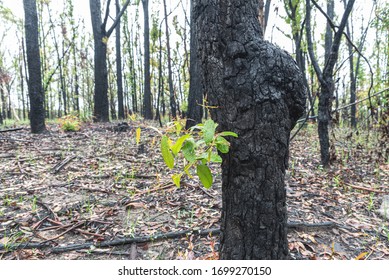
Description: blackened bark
xmin=90 ymin=0 xmax=131 ymax=122
xmin=23 ymin=0 xmax=46 ymax=133
xmin=307 ymin=0 xmax=355 ymax=166
xmin=163 ymin=0 xmax=177 ymax=119
xmin=185 ymin=0 xmax=203 ymax=129
xmin=116 ymin=0 xmax=125 ymax=119
xmin=142 ymin=0 xmax=153 ymax=119
xmin=90 ymin=0 xmax=109 ymax=122
xmin=195 ymin=0 xmax=306 ymax=259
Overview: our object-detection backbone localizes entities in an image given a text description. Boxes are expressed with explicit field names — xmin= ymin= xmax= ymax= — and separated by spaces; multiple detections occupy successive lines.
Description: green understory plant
xmin=58 ymin=114 xmax=81 ymax=132
xmin=160 ymin=119 xmax=237 ymax=189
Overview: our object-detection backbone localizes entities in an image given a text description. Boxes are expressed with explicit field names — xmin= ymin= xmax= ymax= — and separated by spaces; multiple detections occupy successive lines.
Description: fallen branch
xmin=52 ymin=155 xmax=77 ymax=174
xmin=346 ymin=184 xmax=389 ymax=194
xmin=0 ymin=127 xmax=24 ymax=133
xmin=0 ymin=221 xmax=344 ymax=253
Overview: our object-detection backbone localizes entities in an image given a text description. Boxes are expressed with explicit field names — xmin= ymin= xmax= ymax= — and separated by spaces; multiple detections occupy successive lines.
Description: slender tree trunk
xmin=116 ymin=0 xmax=125 ymax=119
xmin=90 ymin=0 xmax=109 ymax=122
xmin=163 ymin=0 xmax=177 ymax=119
xmin=23 ymin=0 xmax=46 ymax=133
xmin=142 ymin=0 xmax=153 ymax=119
xmin=306 ymin=0 xmax=356 ymax=166
xmin=196 ymin=0 xmax=306 ymax=259
xmin=185 ymin=0 xmax=203 ymax=129
xmin=90 ymin=0 xmax=131 ymax=122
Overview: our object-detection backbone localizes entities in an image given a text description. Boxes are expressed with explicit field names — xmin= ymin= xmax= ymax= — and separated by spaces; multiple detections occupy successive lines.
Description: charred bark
xmin=185 ymin=0 xmax=203 ymax=129
xmin=23 ymin=0 xmax=46 ymax=133
xmin=195 ymin=0 xmax=306 ymax=259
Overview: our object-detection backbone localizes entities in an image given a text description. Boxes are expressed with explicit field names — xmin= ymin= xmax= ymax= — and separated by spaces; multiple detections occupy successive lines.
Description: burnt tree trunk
xmin=306 ymin=0 xmax=355 ymax=167
xmin=195 ymin=0 xmax=306 ymax=259
xmin=185 ymin=0 xmax=203 ymax=129
xmin=162 ymin=0 xmax=177 ymax=119
xmin=142 ymin=0 xmax=153 ymax=119
xmin=116 ymin=0 xmax=125 ymax=119
xmin=23 ymin=0 xmax=46 ymax=133
xmin=90 ymin=0 xmax=109 ymax=122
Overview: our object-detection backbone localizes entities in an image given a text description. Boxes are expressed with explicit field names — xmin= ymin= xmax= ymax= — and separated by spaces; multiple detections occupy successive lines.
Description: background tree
xmin=23 ymin=0 xmax=46 ymax=133
xmin=195 ymin=0 xmax=306 ymax=259
xmin=141 ymin=0 xmax=153 ymax=119
xmin=306 ymin=0 xmax=356 ymax=167
xmin=185 ymin=0 xmax=203 ymax=129
xmin=89 ymin=0 xmax=131 ymax=122
xmin=116 ymin=0 xmax=124 ymax=119
xmin=162 ymin=0 xmax=177 ymax=119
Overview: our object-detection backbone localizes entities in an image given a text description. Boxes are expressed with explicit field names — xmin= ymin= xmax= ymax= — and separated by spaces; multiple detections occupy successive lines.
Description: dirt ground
xmin=0 ymin=121 xmax=388 ymax=260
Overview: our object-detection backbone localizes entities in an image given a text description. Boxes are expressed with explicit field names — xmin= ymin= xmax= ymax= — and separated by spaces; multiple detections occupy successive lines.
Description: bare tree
xmin=23 ymin=0 xmax=46 ymax=133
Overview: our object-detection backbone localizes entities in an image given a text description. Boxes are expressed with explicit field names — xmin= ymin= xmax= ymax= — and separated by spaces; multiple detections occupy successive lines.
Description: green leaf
xmin=209 ymin=153 xmax=222 ymax=163
xmin=172 ymin=173 xmax=182 ymax=188
xmin=184 ymin=163 xmax=193 ymax=178
xmin=161 ymin=135 xmax=174 ymax=169
xmin=196 ymin=164 xmax=213 ymax=189
xmin=182 ymin=140 xmax=196 ymax=163
xmin=171 ymin=134 xmax=190 ymax=156
xmin=219 ymin=131 xmax=238 ymax=138
xmin=203 ymin=119 xmax=217 ymax=144
xmin=216 ymin=136 xmax=230 ymax=153
xmin=174 ymin=121 xmax=183 ymax=135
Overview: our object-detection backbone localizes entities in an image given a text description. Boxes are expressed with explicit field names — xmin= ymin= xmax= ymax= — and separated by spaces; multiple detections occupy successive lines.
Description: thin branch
xmin=102 ymin=0 xmax=112 ymax=32
xmin=305 ymin=0 xmax=323 ymax=83
xmin=296 ymin=87 xmax=389 ymax=122
xmin=0 ymin=127 xmax=24 ymax=133
xmin=311 ymin=0 xmax=374 ymax=117
xmin=0 ymin=222 xmax=345 ymax=252
xmin=107 ymin=0 xmax=132 ymax=37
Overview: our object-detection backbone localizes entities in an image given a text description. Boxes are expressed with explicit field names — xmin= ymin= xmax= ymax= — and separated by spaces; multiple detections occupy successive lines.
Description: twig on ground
xmin=52 ymin=155 xmax=77 ymax=174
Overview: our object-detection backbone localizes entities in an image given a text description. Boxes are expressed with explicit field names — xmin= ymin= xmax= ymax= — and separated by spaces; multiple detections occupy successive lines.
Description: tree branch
xmin=107 ymin=0 xmax=132 ymax=37
xmin=102 ymin=0 xmax=112 ymax=32
xmin=305 ymin=0 xmax=324 ymax=83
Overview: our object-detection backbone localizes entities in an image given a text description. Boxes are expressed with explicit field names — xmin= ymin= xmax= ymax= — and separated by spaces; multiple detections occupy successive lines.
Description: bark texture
xmin=142 ymin=0 xmax=153 ymax=119
xmin=23 ymin=0 xmax=46 ymax=133
xmin=90 ymin=0 xmax=109 ymax=122
xmin=195 ymin=0 xmax=306 ymax=259
xmin=116 ymin=0 xmax=125 ymax=119
xmin=185 ymin=0 xmax=203 ymax=129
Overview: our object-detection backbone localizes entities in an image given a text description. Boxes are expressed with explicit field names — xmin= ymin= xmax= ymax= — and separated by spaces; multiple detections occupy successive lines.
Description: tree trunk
xmin=185 ymin=0 xmax=203 ymax=129
xmin=306 ymin=0 xmax=355 ymax=166
xmin=90 ymin=0 xmax=131 ymax=122
xmin=23 ymin=0 xmax=46 ymax=133
xmin=163 ymin=0 xmax=177 ymax=119
xmin=142 ymin=0 xmax=153 ymax=119
xmin=116 ymin=0 xmax=125 ymax=119
xmin=195 ymin=0 xmax=306 ymax=259
xmin=90 ymin=0 xmax=109 ymax=122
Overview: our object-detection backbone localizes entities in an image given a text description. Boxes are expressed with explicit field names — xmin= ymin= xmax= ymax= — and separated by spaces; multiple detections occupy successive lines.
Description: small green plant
xmin=3 ymin=195 xmax=12 ymax=206
xmin=58 ymin=114 xmax=81 ymax=132
xmin=367 ymin=193 xmax=375 ymax=211
xmin=31 ymin=196 xmax=38 ymax=213
xmin=160 ymin=119 xmax=237 ymax=189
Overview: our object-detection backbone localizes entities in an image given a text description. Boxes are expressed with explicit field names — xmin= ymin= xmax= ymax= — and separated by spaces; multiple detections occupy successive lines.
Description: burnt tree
xmin=195 ymin=0 xmax=306 ymax=259
xmin=185 ymin=0 xmax=203 ymax=129
xmin=23 ymin=0 xmax=46 ymax=133
xmin=89 ymin=0 xmax=131 ymax=122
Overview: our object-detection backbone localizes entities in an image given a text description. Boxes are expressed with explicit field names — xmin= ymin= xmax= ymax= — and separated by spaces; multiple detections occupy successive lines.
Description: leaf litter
xmin=0 ymin=122 xmax=388 ymax=260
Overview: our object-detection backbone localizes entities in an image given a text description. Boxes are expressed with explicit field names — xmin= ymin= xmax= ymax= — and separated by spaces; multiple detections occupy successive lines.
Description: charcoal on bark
xmin=195 ymin=0 xmax=306 ymax=259
xmin=23 ymin=0 xmax=46 ymax=133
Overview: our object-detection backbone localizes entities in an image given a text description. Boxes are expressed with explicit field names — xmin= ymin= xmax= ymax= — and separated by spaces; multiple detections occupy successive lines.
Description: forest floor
xmin=0 ymin=120 xmax=388 ymax=260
